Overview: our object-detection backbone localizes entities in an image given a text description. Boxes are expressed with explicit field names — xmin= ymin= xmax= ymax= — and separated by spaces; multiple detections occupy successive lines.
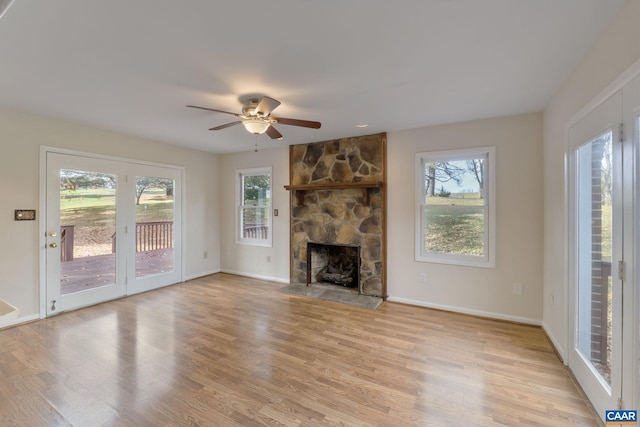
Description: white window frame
xmin=236 ymin=167 xmax=273 ymax=247
xmin=415 ymin=146 xmax=496 ymax=268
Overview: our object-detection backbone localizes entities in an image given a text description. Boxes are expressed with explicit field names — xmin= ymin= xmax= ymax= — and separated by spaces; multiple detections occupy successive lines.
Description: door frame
xmin=567 ymin=92 xmax=623 ymax=416
xmin=39 ymin=146 xmax=185 ymax=317
xmin=565 ymin=57 xmax=640 ymax=414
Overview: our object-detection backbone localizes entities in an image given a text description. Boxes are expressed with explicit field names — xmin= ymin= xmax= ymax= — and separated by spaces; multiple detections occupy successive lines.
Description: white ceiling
xmin=0 ymin=0 xmax=627 ymax=153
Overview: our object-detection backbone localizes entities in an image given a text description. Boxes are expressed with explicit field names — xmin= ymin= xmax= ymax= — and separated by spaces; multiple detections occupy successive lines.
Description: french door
xmin=569 ymin=81 xmax=637 ymax=419
xmin=128 ymin=163 xmax=182 ymax=295
xmin=44 ymin=150 xmax=182 ymax=315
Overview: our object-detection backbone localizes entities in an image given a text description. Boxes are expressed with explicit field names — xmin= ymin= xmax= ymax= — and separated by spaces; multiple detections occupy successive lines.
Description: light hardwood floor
xmin=0 ymin=273 xmax=599 ymax=426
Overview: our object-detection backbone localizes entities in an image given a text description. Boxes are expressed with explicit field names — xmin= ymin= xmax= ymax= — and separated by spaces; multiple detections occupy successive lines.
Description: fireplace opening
xmin=306 ymin=242 xmax=361 ymax=291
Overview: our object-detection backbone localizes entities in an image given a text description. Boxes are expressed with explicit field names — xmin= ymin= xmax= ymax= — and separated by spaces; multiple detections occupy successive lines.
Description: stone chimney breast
xmin=287 ymin=133 xmax=386 ymax=298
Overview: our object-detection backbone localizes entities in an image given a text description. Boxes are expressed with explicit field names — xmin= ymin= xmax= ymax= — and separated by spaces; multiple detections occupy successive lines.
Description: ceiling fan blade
xmin=266 ymin=125 xmax=283 ymax=140
xmin=255 ymin=96 xmax=281 ymax=116
xmin=209 ymin=121 xmax=241 ymax=131
xmin=186 ymin=105 xmax=240 ymax=117
xmin=273 ymin=116 xmax=321 ymax=129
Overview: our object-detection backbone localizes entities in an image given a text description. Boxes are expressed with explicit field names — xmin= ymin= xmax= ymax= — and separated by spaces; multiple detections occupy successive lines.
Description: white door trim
xmin=39 ymin=145 xmax=185 ymax=317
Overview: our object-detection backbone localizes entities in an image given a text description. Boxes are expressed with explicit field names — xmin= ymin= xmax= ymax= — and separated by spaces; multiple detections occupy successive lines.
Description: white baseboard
xmin=386 ymin=296 xmax=542 ymax=326
xmin=542 ymin=321 xmax=567 ymax=364
xmin=184 ymin=269 xmax=221 ymax=281
xmin=0 ymin=314 xmax=40 ymax=330
xmin=220 ymin=269 xmax=290 ymax=285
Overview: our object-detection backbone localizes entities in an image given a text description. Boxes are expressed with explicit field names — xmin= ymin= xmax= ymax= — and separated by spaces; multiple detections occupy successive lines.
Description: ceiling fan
xmin=186 ymin=96 xmax=321 ymax=140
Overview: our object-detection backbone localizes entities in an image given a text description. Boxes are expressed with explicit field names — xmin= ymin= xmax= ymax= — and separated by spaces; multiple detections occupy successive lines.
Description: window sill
xmin=415 ymin=254 xmax=495 ymax=269
xmin=236 ymin=239 xmax=273 ymax=248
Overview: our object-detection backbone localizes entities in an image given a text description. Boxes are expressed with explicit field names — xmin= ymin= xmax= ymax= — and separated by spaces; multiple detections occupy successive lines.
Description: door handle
xmin=49 ymin=243 xmax=58 ymax=248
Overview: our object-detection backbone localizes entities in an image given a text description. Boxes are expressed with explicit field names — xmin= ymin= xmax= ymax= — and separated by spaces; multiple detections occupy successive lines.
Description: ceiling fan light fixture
xmin=242 ymin=119 xmax=270 ymax=135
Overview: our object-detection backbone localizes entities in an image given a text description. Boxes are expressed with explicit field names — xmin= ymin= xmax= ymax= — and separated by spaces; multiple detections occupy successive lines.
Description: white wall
xmin=0 ymin=107 xmax=221 ymax=320
xmin=219 ymin=146 xmax=290 ymax=283
xmin=542 ymin=0 xmax=640 ymax=359
xmin=387 ymin=113 xmax=543 ymax=324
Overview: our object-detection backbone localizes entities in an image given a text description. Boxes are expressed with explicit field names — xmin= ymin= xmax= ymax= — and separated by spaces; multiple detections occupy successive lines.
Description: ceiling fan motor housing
xmin=242 ymin=99 xmax=261 ymax=117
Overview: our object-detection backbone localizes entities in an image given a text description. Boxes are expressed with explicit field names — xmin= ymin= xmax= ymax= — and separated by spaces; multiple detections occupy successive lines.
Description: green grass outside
xmin=424 ymin=207 xmax=484 ymax=256
xmin=61 ymin=188 xmax=116 ymax=209
xmin=60 ymin=187 xmax=174 ymax=227
xmin=422 ymin=193 xmax=484 ymax=255
xmin=425 ymin=192 xmax=483 ymax=207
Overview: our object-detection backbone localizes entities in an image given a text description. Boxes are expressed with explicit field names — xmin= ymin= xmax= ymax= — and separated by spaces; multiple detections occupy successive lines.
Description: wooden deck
xmin=61 ymin=249 xmax=174 ymax=294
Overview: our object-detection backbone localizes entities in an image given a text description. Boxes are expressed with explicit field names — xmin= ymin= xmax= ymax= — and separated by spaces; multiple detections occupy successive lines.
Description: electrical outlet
xmin=419 ymin=273 xmax=426 ymax=283
xmin=266 ymin=255 xmax=271 ymax=263
xmin=203 ymin=251 xmax=208 ymax=259
xmin=513 ymin=283 xmax=523 ymax=295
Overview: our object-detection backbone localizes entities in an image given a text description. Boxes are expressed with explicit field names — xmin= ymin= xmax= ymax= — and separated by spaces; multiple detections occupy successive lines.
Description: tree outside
xmin=136 ymin=176 xmax=174 ymax=206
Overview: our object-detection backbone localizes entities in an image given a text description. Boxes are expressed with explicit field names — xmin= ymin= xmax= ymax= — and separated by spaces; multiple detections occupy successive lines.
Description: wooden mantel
xmin=284 ymin=181 xmax=382 ymax=206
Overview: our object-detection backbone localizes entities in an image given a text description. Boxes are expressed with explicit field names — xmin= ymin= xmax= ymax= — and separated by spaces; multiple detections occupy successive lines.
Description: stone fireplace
xmin=286 ymin=133 xmax=386 ymax=299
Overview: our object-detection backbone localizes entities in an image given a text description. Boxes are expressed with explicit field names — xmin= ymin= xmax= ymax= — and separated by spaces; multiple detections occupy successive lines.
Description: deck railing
xmin=60 ymin=222 xmax=174 ymax=261
xmin=60 ymin=225 xmax=75 ymax=261
xmin=135 ymin=221 xmax=173 ymax=252
xmin=109 ymin=221 xmax=174 ymax=253
xmin=243 ymin=224 xmax=268 ymax=239
xmin=593 ymin=260 xmax=611 ymax=365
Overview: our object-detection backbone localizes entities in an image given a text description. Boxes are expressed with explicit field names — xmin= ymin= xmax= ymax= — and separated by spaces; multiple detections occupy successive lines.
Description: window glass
xmin=416 ymin=148 xmax=495 ymax=267
xmin=238 ymin=168 xmax=272 ymax=246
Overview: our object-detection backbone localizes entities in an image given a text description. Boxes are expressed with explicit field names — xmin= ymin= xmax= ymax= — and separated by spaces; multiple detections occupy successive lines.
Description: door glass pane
xmin=135 ymin=176 xmax=175 ymax=277
xmin=576 ymin=131 xmax=612 ymax=386
xmin=59 ymin=169 xmax=116 ymax=295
